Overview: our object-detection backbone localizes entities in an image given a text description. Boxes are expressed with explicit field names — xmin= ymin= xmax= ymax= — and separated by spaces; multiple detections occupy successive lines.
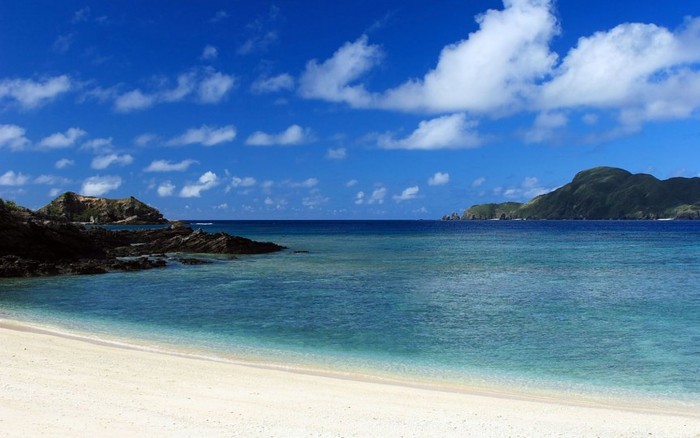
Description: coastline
xmin=1 ymin=319 xmax=699 ymax=437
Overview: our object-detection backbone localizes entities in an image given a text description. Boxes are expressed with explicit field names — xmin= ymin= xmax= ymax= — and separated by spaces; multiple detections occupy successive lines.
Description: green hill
xmin=449 ymin=167 xmax=700 ymax=220
xmin=37 ymin=192 xmax=168 ymax=224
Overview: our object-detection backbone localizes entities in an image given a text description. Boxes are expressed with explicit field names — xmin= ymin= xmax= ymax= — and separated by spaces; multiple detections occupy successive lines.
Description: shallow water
xmin=1 ymin=220 xmax=699 ymax=404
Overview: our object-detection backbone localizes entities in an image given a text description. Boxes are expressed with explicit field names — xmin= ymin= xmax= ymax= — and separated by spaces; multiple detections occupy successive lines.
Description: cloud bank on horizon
xmin=1 ymin=0 xmax=699 ymax=218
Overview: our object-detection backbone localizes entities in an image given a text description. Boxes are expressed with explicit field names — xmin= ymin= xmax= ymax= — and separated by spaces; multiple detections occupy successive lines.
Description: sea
xmin=1 ymin=220 xmax=699 ymax=409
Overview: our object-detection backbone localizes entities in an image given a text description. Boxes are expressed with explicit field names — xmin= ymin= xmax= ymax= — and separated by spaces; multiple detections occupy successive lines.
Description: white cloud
xmin=201 ymin=45 xmax=218 ymax=60
xmin=52 ymin=33 xmax=75 ymax=54
xmin=472 ymin=177 xmax=486 ymax=187
xmin=198 ymin=71 xmax=235 ymax=103
xmin=502 ymin=176 xmax=553 ymax=200
xmin=0 ymin=124 xmax=30 ymax=151
xmin=354 ymin=191 xmax=365 ymax=204
xmin=49 ymin=188 xmax=62 ymax=197
xmin=298 ymin=35 xmax=382 ymax=107
xmin=380 ymin=0 xmax=558 ymax=113
xmin=428 ymin=172 xmax=450 ymax=186
xmin=114 ymin=69 xmax=235 ymax=112
xmin=134 ymin=133 xmax=158 ymax=146
xmin=368 ymin=187 xmax=386 ymax=204
xmin=0 ymin=75 xmax=72 ymax=109
xmin=0 ymin=171 xmax=29 ymax=186
xmin=91 ymin=154 xmax=134 ymax=170
xmin=246 ymin=124 xmax=311 ymax=146
xmin=379 ymin=113 xmax=482 ymax=150
xmin=228 ymin=176 xmax=257 ymax=190
xmin=34 ymin=174 xmax=71 ymax=185
xmin=38 ymin=128 xmax=86 ymax=149
xmin=325 ymin=147 xmax=347 ymax=160
xmin=169 ymin=125 xmax=236 ymax=146
xmin=180 ymin=171 xmax=219 ymax=198
xmin=524 ymin=111 xmax=568 ymax=143
xmin=81 ymin=175 xmax=122 ymax=196
xmin=114 ymin=89 xmax=155 ymax=112
xmin=393 ymin=186 xmax=419 ymax=202
xmin=157 ymin=181 xmax=176 ymax=197
xmin=55 ymin=158 xmax=75 ymax=169
xmin=210 ymin=10 xmax=229 ymax=23
xmin=287 ymin=178 xmax=319 ymax=189
xmin=346 ymin=179 xmax=358 ymax=187
xmin=238 ymin=31 xmax=278 ymax=55
xmin=144 ymin=159 xmax=198 ymax=172
xmin=251 ymin=73 xmax=295 ymax=94
xmin=81 ymin=137 xmax=114 ymax=153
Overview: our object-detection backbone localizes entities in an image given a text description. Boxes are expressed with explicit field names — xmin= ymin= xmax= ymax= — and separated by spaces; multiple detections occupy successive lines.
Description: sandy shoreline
xmin=1 ymin=322 xmax=699 ymax=437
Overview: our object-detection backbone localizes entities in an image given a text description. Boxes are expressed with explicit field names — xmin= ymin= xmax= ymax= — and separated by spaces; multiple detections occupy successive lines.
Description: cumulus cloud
xmin=287 ymin=178 xmax=318 ymax=189
xmin=251 ymin=73 xmax=295 ymax=93
xmin=114 ymin=89 xmax=155 ymax=112
xmin=81 ymin=175 xmax=122 ymax=196
xmin=246 ymin=124 xmax=311 ymax=146
xmin=502 ymin=176 xmax=553 ymax=200
xmin=0 ymin=75 xmax=72 ymax=109
xmin=201 ymin=45 xmax=218 ymax=60
xmin=296 ymin=0 xmax=700 ymax=136
xmin=393 ymin=186 xmax=419 ymax=202
xmin=197 ymin=71 xmax=235 ymax=103
xmin=38 ymin=128 xmax=86 ymax=149
xmin=0 ymin=171 xmax=29 ymax=186
xmin=134 ymin=133 xmax=158 ymax=146
xmin=428 ymin=172 xmax=450 ymax=186
xmin=91 ymin=154 xmax=134 ymax=170
xmin=298 ymin=35 xmax=382 ymax=107
xmin=325 ymin=147 xmax=347 ymax=160
xmin=0 ymin=124 xmax=30 ymax=151
xmin=114 ymin=69 xmax=235 ymax=112
xmin=180 ymin=171 xmax=219 ymax=198
xmin=227 ymin=176 xmax=257 ymax=192
xmin=380 ymin=0 xmax=558 ymax=113
xmin=169 ymin=125 xmax=236 ymax=146
xmin=379 ymin=113 xmax=482 ymax=150
xmin=55 ymin=158 xmax=75 ymax=169
xmin=81 ymin=137 xmax=114 ymax=154
xmin=524 ymin=111 xmax=568 ymax=143
xmin=144 ymin=159 xmax=198 ymax=172
xmin=299 ymin=1 xmax=557 ymax=113
xmin=157 ymin=181 xmax=176 ymax=197
xmin=368 ymin=187 xmax=387 ymax=204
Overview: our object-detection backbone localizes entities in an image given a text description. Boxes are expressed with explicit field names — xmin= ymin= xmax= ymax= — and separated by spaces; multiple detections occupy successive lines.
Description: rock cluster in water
xmin=0 ymin=198 xmax=285 ymax=278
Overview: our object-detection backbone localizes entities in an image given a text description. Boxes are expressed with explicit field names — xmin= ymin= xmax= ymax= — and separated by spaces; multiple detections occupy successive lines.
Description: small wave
xmin=194 ymin=222 xmax=213 ymax=225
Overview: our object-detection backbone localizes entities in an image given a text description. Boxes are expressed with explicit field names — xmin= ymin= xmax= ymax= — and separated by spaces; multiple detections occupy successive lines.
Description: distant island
xmin=0 ymin=194 xmax=285 ymax=278
xmin=444 ymin=167 xmax=700 ymax=220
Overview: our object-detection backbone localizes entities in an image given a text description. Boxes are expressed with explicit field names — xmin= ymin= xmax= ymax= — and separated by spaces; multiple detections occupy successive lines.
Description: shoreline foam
xmin=1 ymin=317 xmax=698 ymax=420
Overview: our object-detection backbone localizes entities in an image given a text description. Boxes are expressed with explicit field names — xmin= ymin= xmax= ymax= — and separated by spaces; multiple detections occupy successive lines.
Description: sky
xmin=2 ymin=0 xmax=700 ymax=219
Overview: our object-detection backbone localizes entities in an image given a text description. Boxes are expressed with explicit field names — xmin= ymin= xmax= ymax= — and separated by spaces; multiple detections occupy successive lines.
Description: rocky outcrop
xmin=37 ymin=192 xmax=168 ymax=224
xmin=0 ymin=198 xmax=285 ymax=278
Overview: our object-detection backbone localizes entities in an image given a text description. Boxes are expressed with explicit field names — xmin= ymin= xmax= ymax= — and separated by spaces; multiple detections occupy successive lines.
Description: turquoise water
xmin=1 ymin=220 xmax=699 ymax=404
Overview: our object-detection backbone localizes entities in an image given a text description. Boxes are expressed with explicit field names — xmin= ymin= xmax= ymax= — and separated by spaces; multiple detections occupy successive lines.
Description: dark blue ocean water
xmin=1 ymin=220 xmax=699 ymax=404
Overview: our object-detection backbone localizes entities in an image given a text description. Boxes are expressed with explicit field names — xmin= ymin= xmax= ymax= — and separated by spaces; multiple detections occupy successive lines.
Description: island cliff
xmin=444 ymin=167 xmax=700 ymax=220
xmin=37 ymin=192 xmax=168 ymax=224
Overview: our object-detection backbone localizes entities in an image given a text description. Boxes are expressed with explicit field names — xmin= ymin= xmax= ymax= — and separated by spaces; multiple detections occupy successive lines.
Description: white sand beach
xmin=1 ymin=323 xmax=699 ymax=437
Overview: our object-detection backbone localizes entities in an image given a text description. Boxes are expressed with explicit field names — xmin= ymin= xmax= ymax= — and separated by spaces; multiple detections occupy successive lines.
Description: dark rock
xmin=0 ymin=198 xmax=285 ymax=278
xmin=176 ymin=258 xmax=211 ymax=265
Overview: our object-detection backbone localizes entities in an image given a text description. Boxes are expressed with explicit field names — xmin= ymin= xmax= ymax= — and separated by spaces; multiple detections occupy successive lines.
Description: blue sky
xmin=1 ymin=0 xmax=700 ymax=219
